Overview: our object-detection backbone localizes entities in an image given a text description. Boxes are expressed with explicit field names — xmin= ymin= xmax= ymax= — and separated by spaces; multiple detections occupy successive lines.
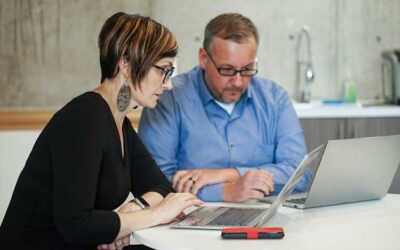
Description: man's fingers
xmin=190 ymin=177 xmax=204 ymax=196
xmin=175 ymin=172 xmax=194 ymax=192
xmin=182 ymin=177 xmax=197 ymax=193
xmin=181 ymin=180 xmax=192 ymax=193
xmin=172 ymin=174 xmax=180 ymax=189
xmin=175 ymin=176 xmax=187 ymax=192
xmin=266 ymin=178 xmax=274 ymax=192
xmin=250 ymin=189 xmax=267 ymax=199
xmin=173 ymin=170 xmax=189 ymax=190
xmin=247 ymin=171 xmax=275 ymax=193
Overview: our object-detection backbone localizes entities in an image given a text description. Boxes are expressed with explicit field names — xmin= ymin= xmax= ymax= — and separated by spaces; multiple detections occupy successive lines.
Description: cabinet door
xmin=347 ymin=117 xmax=400 ymax=194
xmin=346 ymin=117 xmax=400 ymax=138
xmin=301 ymin=118 xmax=400 ymax=194
xmin=300 ymin=118 xmax=346 ymax=151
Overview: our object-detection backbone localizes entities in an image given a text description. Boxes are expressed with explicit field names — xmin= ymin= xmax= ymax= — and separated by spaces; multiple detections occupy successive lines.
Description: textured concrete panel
xmin=0 ymin=0 xmax=399 ymax=107
xmin=152 ymin=0 xmax=337 ymax=99
xmin=152 ymin=0 xmax=399 ymax=101
xmin=0 ymin=0 xmax=151 ymax=107
xmin=337 ymin=0 xmax=400 ymax=100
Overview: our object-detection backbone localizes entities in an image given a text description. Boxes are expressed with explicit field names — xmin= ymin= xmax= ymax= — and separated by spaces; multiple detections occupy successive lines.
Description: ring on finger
xmin=188 ymin=177 xmax=196 ymax=184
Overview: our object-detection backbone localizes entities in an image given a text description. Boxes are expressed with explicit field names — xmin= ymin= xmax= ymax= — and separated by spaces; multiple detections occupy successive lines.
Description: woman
xmin=0 ymin=12 xmax=202 ymax=250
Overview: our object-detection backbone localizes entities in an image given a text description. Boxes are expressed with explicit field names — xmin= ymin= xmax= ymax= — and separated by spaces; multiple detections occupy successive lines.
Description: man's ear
xmin=198 ymin=48 xmax=207 ymax=69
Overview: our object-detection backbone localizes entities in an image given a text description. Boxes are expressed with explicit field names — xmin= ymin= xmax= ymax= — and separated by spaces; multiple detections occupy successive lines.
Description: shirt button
xmin=230 ymin=144 xmax=234 ymax=148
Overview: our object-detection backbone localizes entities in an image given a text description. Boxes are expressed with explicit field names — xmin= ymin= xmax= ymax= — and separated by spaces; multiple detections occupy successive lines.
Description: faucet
xmin=295 ymin=26 xmax=315 ymax=103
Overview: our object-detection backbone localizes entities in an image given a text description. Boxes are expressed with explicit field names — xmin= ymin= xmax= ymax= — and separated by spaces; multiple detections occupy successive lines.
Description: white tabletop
xmin=133 ymin=194 xmax=400 ymax=250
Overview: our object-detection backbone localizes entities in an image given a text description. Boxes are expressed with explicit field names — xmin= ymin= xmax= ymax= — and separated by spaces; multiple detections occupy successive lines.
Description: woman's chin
xmin=143 ymin=101 xmax=157 ymax=109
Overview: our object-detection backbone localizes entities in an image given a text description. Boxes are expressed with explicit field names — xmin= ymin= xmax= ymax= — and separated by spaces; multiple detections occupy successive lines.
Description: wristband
xmin=137 ymin=196 xmax=150 ymax=208
xmin=132 ymin=196 xmax=150 ymax=209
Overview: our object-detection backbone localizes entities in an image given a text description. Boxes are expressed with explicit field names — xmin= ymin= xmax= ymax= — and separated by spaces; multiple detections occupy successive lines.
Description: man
xmin=138 ymin=13 xmax=309 ymax=202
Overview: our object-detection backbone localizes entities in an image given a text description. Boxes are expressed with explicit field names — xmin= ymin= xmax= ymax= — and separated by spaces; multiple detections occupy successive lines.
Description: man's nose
xmin=231 ymin=73 xmax=244 ymax=87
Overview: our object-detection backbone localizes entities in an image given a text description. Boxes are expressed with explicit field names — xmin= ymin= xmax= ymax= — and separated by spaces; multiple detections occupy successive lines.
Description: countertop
xmin=293 ymin=103 xmax=400 ymax=119
xmin=1 ymin=104 xmax=400 ymax=131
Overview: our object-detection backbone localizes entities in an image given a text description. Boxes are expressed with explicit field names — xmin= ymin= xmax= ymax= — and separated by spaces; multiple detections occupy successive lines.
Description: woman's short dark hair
xmin=203 ymin=13 xmax=259 ymax=51
xmin=98 ymin=12 xmax=178 ymax=87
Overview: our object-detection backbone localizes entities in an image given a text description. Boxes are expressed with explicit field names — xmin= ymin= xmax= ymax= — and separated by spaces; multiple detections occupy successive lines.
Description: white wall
xmin=0 ymin=130 xmax=40 ymax=221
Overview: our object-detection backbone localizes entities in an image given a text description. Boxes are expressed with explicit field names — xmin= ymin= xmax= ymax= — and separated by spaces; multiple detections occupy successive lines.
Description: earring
xmin=117 ymin=76 xmax=131 ymax=112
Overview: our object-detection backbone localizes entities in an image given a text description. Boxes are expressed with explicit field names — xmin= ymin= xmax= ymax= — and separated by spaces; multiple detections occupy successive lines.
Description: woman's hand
xmin=117 ymin=200 xmax=142 ymax=213
xmin=97 ymin=235 xmax=130 ymax=250
xmin=151 ymin=193 xmax=203 ymax=225
xmin=97 ymin=201 xmax=140 ymax=249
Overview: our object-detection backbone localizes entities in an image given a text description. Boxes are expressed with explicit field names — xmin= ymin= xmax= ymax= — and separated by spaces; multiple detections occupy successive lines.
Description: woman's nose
xmin=162 ymin=78 xmax=173 ymax=90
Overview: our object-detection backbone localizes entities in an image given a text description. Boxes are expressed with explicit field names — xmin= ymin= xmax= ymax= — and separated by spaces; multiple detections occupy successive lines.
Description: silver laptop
xmin=268 ymin=135 xmax=400 ymax=209
xmin=170 ymin=145 xmax=324 ymax=230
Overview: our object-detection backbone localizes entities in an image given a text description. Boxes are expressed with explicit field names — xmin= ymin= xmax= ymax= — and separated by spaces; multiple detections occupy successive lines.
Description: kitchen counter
xmin=294 ymin=103 xmax=400 ymax=119
xmin=1 ymin=104 xmax=400 ymax=130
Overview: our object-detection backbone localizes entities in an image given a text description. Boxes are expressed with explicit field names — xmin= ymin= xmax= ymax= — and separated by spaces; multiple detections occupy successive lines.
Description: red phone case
xmin=221 ymin=227 xmax=285 ymax=239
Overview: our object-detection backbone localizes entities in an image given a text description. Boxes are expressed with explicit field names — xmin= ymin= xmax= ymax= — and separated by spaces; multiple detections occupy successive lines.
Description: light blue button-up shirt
xmin=139 ymin=66 xmax=309 ymax=201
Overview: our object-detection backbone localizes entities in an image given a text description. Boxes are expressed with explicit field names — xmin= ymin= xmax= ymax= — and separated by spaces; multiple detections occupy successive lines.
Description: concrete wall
xmin=0 ymin=0 xmax=151 ymax=107
xmin=0 ymin=0 xmax=399 ymax=107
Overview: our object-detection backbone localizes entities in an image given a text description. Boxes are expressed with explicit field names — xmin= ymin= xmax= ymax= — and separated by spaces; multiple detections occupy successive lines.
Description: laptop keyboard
xmin=205 ymin=207 xmax=265 ymax=226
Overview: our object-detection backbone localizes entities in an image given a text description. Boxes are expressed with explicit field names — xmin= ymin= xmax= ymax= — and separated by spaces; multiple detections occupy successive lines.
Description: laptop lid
xmin=254 ymin=144 xmax=323 ymax=226
xmin=286 ymin=135 xmax=400 ymax=209
xmin=171 ymin=144 xmax=324 ymax=229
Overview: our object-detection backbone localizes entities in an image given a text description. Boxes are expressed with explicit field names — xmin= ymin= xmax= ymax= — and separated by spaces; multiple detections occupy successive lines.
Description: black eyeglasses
xmin=153 ymin=65 xmax=175 ymax=83
xmin=205 ymin=50 xmax=258 ymax=77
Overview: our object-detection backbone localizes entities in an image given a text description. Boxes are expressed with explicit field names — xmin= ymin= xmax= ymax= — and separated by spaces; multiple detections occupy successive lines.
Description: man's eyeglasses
xmin=205 ymin=50 xmax=258 ymax=77
xmin=153 ymin=65 xmax=175 ymax=83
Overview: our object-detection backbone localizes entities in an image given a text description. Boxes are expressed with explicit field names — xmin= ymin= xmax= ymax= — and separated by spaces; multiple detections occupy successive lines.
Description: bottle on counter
xmin=342 ymin=78 xmax=357 ymax=103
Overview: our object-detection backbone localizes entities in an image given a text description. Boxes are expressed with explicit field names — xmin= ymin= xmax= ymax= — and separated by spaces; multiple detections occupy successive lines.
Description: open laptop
xmin=170 ymin=144 xmax=324 ymax=230
xmin=263 ymin=135 xmax=400 ymax=209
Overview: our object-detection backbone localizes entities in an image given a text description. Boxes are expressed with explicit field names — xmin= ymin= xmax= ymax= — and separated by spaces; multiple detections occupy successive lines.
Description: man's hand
xmin=172 ymin=169 xmax=240 ymax=195
xmin=223 ymin=169 xmax=274 ymax=202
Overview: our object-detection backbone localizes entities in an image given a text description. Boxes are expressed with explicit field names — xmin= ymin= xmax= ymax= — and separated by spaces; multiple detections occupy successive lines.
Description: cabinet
xmin=300 ymin=117 xmax=400 ymax=193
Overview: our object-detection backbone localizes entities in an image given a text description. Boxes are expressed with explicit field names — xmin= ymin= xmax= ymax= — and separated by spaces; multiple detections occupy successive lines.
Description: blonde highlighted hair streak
xmin=98 ymin=12 xmax=178 ymax=87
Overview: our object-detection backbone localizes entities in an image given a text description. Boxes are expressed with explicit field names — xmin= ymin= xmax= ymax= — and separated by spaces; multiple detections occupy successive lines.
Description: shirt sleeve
xmin=196 ymin=183 xmax=224 ymax=201
xmin=138 ymin=92 xmax=221 ymax=200
xmin=138 ymin=92 xmax=181 ymax=186
xmin=236 ymin=89 xmax=310 ymax=194
xmin=49 ymin=100 xmax=120 ymax=245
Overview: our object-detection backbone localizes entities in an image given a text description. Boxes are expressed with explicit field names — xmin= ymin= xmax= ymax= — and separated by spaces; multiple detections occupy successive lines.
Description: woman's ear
xmin=118 ymin=56 xmax=130 ymax=76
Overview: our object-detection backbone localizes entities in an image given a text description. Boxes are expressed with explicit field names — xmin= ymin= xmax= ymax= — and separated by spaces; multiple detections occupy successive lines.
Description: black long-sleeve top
xmin=0 ymin=92 xmax=174 ymax=249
